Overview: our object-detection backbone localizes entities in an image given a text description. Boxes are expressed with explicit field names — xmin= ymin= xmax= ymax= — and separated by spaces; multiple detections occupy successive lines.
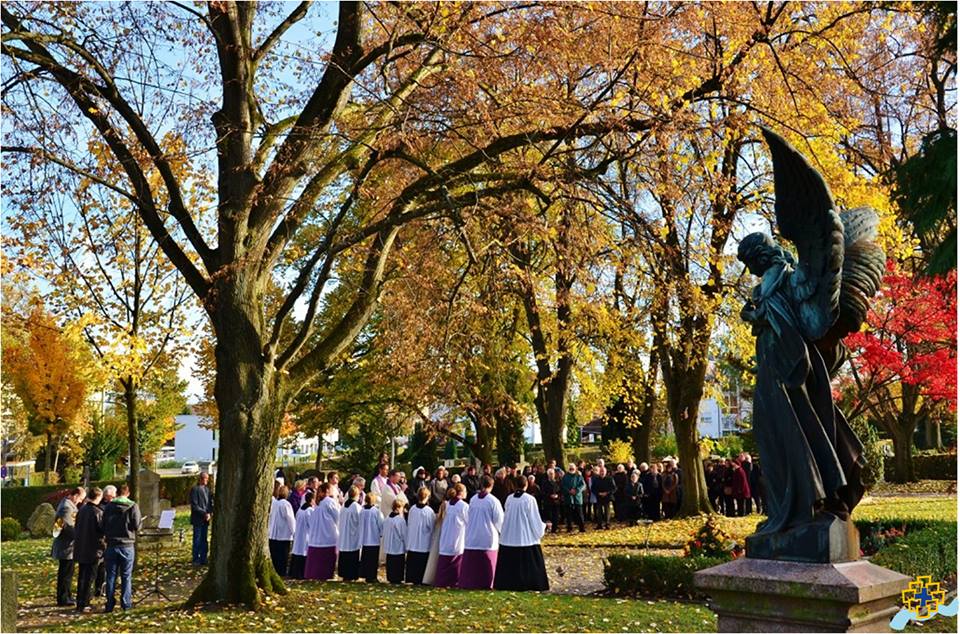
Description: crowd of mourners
xmin=257 ymin=452 xmax=766 ymax=591
xmin=47 ymin=451 xmax=765 ymax=612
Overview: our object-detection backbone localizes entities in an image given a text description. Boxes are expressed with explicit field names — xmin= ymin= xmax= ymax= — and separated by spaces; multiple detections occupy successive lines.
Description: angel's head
xmin=737 ymin=232 xmax=785 ymax=276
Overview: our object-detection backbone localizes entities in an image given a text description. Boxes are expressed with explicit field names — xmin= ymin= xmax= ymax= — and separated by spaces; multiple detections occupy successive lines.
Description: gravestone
xmin=138 ymin=469 xmax=169 ymax=529
xmin=1 ymin=570 xmax=16 ymax=632
xmin=25 ymin=503 xmax=55 ymax=538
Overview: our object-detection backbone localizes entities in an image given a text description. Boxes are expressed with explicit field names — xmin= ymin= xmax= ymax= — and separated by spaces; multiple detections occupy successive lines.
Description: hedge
xmin=0 ymin=474 xmax=202 ymax=527
xmin=872 ymin=522 xmax=957 ymax=583
xmin=603 ymin=554 xmax=727 ymax=599
xmin=883 ymin=453 xmax=956 ymax=480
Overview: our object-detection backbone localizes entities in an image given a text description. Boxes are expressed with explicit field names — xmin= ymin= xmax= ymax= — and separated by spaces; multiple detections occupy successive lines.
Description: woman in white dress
xmin=422 ymin=487 xmax=456 ymax=585
xmin=494 ymin=475 xmax=549 ymax=591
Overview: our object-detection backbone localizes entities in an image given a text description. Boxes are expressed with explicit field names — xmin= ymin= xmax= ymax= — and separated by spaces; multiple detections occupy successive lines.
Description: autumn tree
xmin=2 ymin=304 xmax=90 ymax=483
xmin=846 ymin=268 xmax=957 ymax=482
xmin=3 ymin=144 xmax=196 ymax=499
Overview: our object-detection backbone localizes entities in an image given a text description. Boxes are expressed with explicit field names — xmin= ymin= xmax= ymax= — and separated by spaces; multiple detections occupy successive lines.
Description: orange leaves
xmin=2 ymin=303 xmax=90 ymax=438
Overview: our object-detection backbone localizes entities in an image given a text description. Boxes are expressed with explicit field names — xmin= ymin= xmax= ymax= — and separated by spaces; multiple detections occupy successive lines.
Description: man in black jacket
xmin=612 ymin=464 xmax=628 ymax=522
xmin=638 ymin=463 xmax=660 ymax=521
xmin=592 ymin=466 xmax=617 ymax=529
xmin=51 ymin=487 xmax=86 ymax=606
xmin=189 ymin=472 xmax=213 ymax=565
xmin=461 ymin=465 xmax=480 ymax=500
xmin=102 ymin=484 xmax=141 ymax=612
xmin=73 ymin=487 xmax=105 ymax=612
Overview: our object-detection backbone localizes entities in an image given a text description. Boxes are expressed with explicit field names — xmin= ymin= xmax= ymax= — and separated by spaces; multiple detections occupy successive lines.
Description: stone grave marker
xmin=26 ymin=503 xmax=55 ymax=538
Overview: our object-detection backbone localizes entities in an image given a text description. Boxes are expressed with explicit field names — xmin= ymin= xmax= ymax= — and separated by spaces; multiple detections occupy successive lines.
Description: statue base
xmin=694 ymin=558 xmax=910 ymax=632
xmin=746 ymin=514 xmax=860 ymax=563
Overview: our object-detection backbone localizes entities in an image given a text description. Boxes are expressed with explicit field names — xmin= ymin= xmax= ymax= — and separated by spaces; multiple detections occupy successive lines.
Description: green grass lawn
xmin=3 ymin=495 xmax=956 ymax=632
xmin=31 ymin=584 xmax=717 ymax=633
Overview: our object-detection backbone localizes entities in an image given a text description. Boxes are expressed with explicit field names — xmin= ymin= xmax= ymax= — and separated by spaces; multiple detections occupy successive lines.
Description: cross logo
xmin=902 ymin=576 xmax=945 ymax=621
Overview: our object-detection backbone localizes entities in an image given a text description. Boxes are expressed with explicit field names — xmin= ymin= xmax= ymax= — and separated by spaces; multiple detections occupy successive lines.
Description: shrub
xmin=606 ymin=439 xmax=634 ymax=465
xmin=650 ymin=435 xmax=677 ymax=460
xmin=872 ymin=522 xmax=957 ymax=584
xmin=1 ymin=518 xmax=21 ymax=541
xmin=63 ymin=466 xmax=83 ymax=484
xmin=603 ymin=553 xmax=726 ymax=599
xmin=883 ymin=453 xmax=956 ymax=480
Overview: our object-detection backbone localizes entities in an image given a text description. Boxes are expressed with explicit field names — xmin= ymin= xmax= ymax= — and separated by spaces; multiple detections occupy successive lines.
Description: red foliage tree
xmin=845 ymin=264 xmax=957 ymax=482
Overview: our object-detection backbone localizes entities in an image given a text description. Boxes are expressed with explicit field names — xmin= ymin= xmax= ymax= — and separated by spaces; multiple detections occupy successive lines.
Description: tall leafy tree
xmin=2 ymin=304 xmax=91 ymax=483
xmin=846 ymin=268 xmax=957 ymax=482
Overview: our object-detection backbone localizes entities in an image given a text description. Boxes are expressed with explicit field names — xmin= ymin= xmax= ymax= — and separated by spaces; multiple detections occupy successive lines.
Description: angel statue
xmin=737 ymin=127 xmax=886 ymax=562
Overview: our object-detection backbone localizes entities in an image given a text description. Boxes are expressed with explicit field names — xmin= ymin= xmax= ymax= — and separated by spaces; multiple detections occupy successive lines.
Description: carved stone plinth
xmin=694 ymin=558 xmax=910 ymax=632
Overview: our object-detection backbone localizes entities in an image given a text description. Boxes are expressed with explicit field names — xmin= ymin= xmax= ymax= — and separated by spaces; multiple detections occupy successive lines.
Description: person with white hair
xmin=560 ymin=464 xmax=586 ymax=532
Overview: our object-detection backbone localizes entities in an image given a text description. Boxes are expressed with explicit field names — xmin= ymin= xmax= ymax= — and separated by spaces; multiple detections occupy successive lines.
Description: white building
xmin=173 ymin=414 xmax=218 ymax=462
xmin=698 ymin=396 xmax=750 ymax=439
xmin=168 ymin=412 xmax=339 ymax=464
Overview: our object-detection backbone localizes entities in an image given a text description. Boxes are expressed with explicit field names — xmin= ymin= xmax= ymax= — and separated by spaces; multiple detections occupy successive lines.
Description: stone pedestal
xmin=746 ymin=514 xmax=860 ymax=563
xmin=694 ymin=558 xmax=910 ymax=632
xmin=1 ymin=570 xmax=16 ymax=633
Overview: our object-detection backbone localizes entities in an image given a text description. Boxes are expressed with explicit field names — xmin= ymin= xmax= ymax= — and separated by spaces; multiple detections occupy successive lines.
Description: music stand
xmin=135 ymin=526 xmax=174 ymax=605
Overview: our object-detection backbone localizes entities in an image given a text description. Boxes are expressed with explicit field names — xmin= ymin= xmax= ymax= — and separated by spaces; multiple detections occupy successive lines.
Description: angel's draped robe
xmin=744 ymin=261 xmax=865 ymax=534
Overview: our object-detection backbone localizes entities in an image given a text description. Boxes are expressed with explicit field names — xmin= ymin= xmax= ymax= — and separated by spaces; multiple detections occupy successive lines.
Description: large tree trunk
xmin=630 ymin=413 xmax=654 ymax=465
xmin=535 ymin=379 xmax=567 ymax=465
xmin=473 ymin=417 xmax=495 ymax=465
xmin=659 ymin=286 xmax=713 ymax=516
xmin=187 ymin=293 xmax=285 ymax=608
xmin=121 ymin=379 xmax=140 ymax=501
xmin=495 ymin=409 xmax=524 ymax=466
xmin=890 ymin=425 xmax=916 ymax=483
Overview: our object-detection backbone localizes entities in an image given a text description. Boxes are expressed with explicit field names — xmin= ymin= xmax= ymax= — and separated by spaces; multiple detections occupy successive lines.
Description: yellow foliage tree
xmin=3 ymin=304 xmax=90 ymax=483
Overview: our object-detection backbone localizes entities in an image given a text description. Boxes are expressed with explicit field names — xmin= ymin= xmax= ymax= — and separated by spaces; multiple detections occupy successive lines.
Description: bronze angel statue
xmin=737 ymin=128 xmax=886 ymax=560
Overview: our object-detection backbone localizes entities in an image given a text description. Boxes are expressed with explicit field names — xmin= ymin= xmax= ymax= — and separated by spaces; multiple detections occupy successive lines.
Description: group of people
xmin=49 ymin=484 xmax=143 ymax=612
xmin=265 ymin=466 xmax=550 ymax=591
xmin=705 ymin=453 xmax=765 ymax=517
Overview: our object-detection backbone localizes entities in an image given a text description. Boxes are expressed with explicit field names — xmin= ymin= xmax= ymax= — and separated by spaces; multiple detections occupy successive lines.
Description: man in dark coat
xmin=638 ymin=463 xmax=660 ymax=521
xmin=73 ymin=487 xmax=105 ymax=612
xmin=461 ymin=465 xmax=481 ymax=500
xmin=51 ymin=487 xmax=86 ymax=606
xmin=592 ymin=466 xmax=617 ymax=529
xmin=612 ymin=464 xmax=628 ymax=522
xmin=189 ymin=472 xmax=213 ymax=565
xmin=739 ymin=453 xmax=754 ymax=514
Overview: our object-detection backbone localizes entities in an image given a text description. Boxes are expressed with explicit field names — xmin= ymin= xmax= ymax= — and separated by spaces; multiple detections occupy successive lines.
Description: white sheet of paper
xmin=158 ymin=509 xmax=175 ymax=530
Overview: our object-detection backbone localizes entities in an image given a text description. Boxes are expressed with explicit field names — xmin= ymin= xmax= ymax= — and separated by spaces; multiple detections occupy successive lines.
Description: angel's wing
xmin=831 ymin=207 xmax=886 ymax=339
xmin=762 ymin=127 xmax=844 ymax=340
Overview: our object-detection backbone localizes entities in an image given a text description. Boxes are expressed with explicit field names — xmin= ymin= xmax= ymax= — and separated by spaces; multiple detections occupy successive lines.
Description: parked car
xmin=181 ymin=461 xmax=200 ymax=474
